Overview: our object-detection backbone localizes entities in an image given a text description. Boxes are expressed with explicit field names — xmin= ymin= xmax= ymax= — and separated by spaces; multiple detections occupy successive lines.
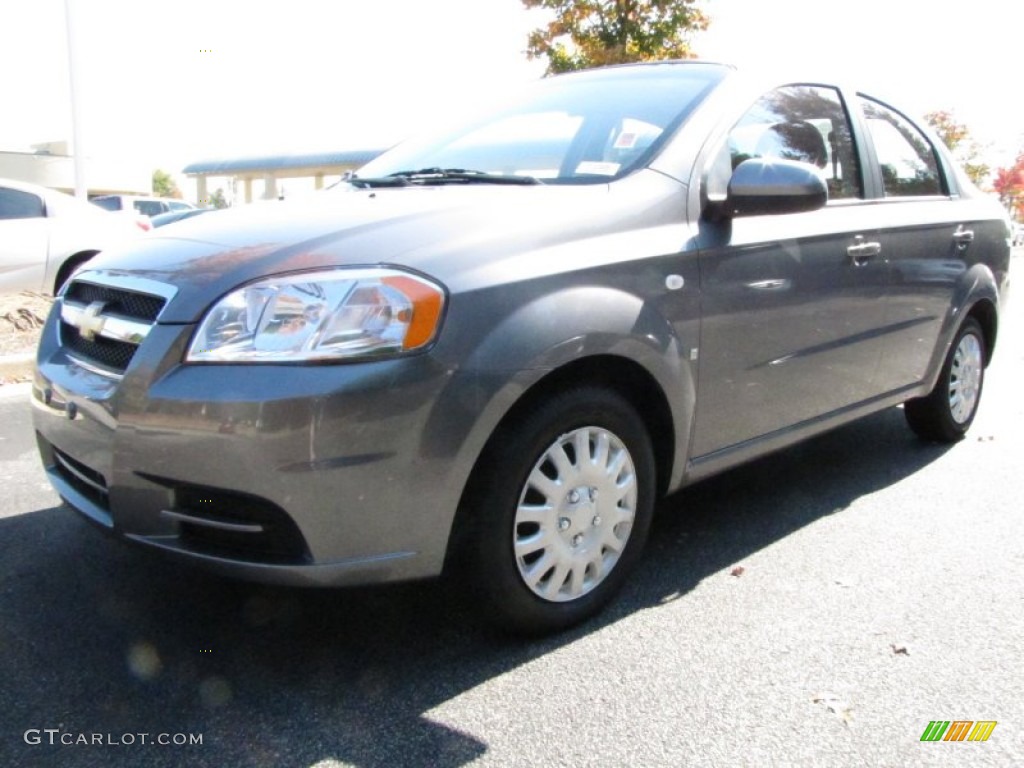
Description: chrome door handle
xmin=746 ymin=278 xmax=791 ymax=291
xmin=847 ymin=235 xmax=881 ymax=265
xmin=953 ymin=225 xmax=974 ymax=249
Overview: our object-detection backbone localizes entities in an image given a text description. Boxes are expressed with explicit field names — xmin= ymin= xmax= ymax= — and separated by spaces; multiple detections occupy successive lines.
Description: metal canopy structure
xmin=183 ymin=149 xmax=384 ymax=204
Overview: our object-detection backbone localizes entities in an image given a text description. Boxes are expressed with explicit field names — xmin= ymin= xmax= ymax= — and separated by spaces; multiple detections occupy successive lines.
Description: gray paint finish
xmin=32 ymin=63 xmax=1011 ymax=612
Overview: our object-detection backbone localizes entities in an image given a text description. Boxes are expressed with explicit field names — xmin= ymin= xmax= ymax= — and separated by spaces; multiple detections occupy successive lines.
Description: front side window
xmin=0 ymin=187 xmax=45 ymax=219
xmin=861 ymin=98 xmax=943 ymax=197
xmin=357 ymin=64 xmax=728 ymax=185
xmin=724 ymin=85 xmax=863 ymax=200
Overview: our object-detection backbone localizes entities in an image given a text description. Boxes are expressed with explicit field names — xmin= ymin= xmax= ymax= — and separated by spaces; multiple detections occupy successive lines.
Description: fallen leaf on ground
xmin=730 ymin=566 xmax=745 ymax=577
xmin=812 ymin=693 xmax=854 ymax=726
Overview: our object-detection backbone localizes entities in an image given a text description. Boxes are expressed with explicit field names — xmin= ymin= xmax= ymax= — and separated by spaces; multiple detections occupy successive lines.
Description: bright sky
xmin=1 ymin=0 xmax=1020 ymax=194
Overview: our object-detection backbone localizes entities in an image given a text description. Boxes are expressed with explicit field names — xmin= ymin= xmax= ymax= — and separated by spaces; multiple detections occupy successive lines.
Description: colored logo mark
xmin=920 ymin=721 xmax=997 ymax=742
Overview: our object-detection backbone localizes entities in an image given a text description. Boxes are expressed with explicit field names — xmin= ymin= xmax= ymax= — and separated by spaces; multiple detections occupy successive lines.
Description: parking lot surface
xmin=1 ymin=253 xmax=1021 ymax=767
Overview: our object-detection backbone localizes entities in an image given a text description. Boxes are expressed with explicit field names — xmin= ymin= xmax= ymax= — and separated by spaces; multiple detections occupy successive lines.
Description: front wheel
xmin=461 ymin=387 xmax=656 ymax=634
xmin=904 ymin=317 xmax=986 ymax=442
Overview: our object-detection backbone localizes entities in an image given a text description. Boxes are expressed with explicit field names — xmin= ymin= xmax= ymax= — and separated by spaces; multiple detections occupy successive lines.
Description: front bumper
xmin=32 ymin=309 xmax=472 ymax=587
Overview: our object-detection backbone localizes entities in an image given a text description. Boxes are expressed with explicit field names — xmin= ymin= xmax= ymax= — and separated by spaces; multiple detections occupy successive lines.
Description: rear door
xmin=691 ymin=84 xmax=890 ymax=457
xmin=855 ymin=97 xmax=985 ymax=391
xmin=0 ymin=185 xmax=50 ymax=293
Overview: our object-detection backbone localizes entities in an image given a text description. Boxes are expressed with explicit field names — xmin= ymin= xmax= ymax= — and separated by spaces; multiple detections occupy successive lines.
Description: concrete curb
xmin=0 ymin=352 xmax=34 ymax=384
xmin=0 ymin=381 xmax=32 ymax=399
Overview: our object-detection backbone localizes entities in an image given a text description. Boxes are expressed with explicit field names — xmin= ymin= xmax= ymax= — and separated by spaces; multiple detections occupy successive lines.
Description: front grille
xmin=64 ymin=282 xmax=164 ymax=322
xmin=59 ymin=279 xmax=169 ymax=375
xmin=61 ymin=321 xmax=137 ymax=371
xmin=53 ymin=447 xmax=109 ymax=510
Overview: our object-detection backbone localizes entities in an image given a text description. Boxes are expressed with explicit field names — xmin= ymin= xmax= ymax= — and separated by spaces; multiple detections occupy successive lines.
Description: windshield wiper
xmin=348 ymin=168 xmax=541 ymax=188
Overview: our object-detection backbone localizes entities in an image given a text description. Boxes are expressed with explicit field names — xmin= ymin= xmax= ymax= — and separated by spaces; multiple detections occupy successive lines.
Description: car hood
xmin=80 ymin=174 xmax=684 ymax=323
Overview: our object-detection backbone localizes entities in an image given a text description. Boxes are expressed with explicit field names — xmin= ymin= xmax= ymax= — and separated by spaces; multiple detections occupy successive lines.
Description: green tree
xmin=523 ymin=0 xmax=708 ymax=75
xmin=209 ymin=188 xmax=228 ymax=209
xmin=924 ymin=110 xmax=990 ymax=187
xmin=152 ymin=169 xmax=182 ymax=199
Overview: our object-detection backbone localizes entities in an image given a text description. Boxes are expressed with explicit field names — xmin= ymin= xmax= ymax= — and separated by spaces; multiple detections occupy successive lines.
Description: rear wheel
xmin=904 ymin=317 xmax=985 ymax=442
xmin=461 ymin=387 xmax=656 ymax=634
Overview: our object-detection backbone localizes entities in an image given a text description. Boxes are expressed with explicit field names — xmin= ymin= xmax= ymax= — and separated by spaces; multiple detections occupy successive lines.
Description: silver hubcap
xmin=513 ymin=426 xmax=637 ymax=603
xmin=949 ymin=332 xmax=982 ymax=424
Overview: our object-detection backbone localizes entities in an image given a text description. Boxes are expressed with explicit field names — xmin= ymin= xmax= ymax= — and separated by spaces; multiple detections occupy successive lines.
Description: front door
xmin=690 ymin=85 xmax=890 ymax=458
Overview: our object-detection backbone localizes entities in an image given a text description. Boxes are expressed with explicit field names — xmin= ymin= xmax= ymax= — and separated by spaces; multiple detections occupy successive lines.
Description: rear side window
xmin=91 ymin=196 xmax=122 ymax=211
xmin=726 ymin=85 xmax=863 ymax=200
xmin=861 ymin=98 xmax=944 ymax=197
xmin=134 ymin=200 xmax=166 ymax=216
xmin=0 ymin=187 xmax=45 ymax=219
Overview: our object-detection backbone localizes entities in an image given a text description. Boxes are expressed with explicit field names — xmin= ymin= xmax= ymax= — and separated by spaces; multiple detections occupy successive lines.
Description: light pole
xmin=64 ymin=0 xmax=86 ymax=199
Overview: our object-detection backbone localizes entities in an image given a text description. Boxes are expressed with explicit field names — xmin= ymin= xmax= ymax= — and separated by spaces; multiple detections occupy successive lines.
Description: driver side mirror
xmin=724 ymin=158 xmax=828 ymax=217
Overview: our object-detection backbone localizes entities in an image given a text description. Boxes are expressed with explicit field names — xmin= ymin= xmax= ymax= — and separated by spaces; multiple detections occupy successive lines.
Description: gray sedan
xmin=33 ymin=62 xmax=1011 ymax=634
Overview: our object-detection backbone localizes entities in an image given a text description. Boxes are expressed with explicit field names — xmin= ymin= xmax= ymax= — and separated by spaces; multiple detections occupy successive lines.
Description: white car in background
xmin=90 ymin=194 xmax=196 ymax=217
xmin=0 ymin=178 xmax=143 ymax=295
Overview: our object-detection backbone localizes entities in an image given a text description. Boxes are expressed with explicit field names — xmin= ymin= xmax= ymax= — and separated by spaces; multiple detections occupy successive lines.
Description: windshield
xmin=357 ymin=63 xmax=728 ymax=185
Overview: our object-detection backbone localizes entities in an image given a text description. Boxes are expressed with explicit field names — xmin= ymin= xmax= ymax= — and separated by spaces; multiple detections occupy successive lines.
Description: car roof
xmin=0 ymin=176 xmax=63 ymax=198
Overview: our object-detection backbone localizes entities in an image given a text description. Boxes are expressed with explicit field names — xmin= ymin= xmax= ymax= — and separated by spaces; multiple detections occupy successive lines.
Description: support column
xmin=196 ymin=175 xmax=208 ymax=206
xmin=262 ymin=174 xmax=278 ymax=200
xmin=244 ymin=177 xmax=253 ymax=203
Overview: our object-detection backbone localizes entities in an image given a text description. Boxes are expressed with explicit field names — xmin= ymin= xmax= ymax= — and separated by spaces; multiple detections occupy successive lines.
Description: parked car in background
xmin=91 ymin=194 xmax=196 ymax=218
xmin=33 ymin=62 xmax=1011 ymax=634
xmin=1014 ymin=222 xmax=1024 ymax=246
xmin=150 ymin=207 xmax=212 ymax=228
xmin=0 ymin=177 xmax=143 ymax=295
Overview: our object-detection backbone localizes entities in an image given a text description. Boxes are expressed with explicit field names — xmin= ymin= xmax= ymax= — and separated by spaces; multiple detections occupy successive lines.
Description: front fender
xmin=418 ymin=284 xmax=697 ymax=553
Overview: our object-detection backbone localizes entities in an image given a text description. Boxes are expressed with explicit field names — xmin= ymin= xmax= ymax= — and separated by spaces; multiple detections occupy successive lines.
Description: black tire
xmin=460 ymin=386 xmax=656 ymax=635
xmin=905 ymin=317 xmax=986 ymax=443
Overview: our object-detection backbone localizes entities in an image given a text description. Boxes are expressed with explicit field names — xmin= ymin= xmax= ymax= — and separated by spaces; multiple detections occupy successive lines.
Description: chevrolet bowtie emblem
xmin=75 ymin=301 xmax=108 ymax=341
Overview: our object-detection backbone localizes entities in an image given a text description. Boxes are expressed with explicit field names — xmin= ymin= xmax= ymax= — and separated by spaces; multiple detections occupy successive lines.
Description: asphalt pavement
xmin=1 ymin=256 xmax=1022 ymax=767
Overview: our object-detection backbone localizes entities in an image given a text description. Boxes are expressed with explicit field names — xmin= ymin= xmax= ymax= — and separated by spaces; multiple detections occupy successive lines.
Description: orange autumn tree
xmin=924 ymin=110 xmax=989 ymax=187
xmin=523 ymin=0 xmax=708 ymax=75
xmin=993 ymin=153 xmax=1024 ymax=220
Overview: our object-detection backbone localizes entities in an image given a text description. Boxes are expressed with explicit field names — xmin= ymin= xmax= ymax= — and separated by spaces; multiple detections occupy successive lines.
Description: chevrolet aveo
xmin=33 ymin=62 xmax=1011 ymax=634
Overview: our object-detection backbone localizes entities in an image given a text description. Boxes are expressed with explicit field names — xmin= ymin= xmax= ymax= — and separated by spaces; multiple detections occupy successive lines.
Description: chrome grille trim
xmin=160 ymin=509 xmax=266 ymax=534
xmin=64 ymin=353 xmax=125 ymax=380
xmin=60 ymin=301 xmax=153 ymax=344
xmin=54 ymin=451 xmax=108 ymax=497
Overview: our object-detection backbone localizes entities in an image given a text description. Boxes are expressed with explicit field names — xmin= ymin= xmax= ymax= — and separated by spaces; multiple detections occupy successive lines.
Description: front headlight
xmin=186 ymin=268 xmax=446 ymax=362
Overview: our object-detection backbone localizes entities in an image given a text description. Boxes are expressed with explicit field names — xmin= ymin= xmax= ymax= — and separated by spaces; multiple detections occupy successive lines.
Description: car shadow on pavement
xmin=0 ymin=406 xmax=950 ymax=767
